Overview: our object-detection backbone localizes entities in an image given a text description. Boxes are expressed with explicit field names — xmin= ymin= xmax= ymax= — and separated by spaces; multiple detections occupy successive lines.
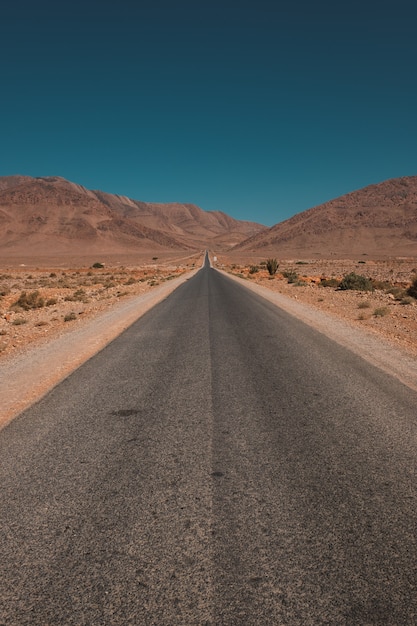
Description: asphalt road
xmin=1 ymin=257 xmax=417 ymax=625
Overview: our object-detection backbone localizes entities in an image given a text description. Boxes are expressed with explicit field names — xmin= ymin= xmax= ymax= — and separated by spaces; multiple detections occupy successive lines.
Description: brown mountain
xmin=234 ymin=176 xmax=417 ymax=259
xmin=0 ymin=176 xmax=265 ymax=262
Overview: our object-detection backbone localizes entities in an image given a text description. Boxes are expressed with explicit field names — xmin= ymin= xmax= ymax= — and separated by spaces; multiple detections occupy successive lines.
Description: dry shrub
xmin=373 ymin=307 xmax=390 ymax=317
xmin=13 ymin=290 xmax=45 ymax=310
xmin=12 ymin=317 xmax=28 ymax=325
xmin=407 ymin=276 xmax=417 ymax=299
xmin=339 ymin=273 xmax=373 ymax=292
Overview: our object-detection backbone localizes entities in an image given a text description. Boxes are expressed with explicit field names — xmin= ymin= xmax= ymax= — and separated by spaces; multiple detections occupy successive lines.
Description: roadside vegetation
xmin=266 ymin=258 xmax=279 ymax=276
xmin=221 ymin=257 xmax=417 ymax=354
xmin=227 ymin=260 xmax=416 ymax=301
xmin=338 ymin=272 xmax=373 ymax=291
xmin=0 ymin=259 xmax=195 ymax=358
xmin=407 ymin=276 xmax=417 ymax=299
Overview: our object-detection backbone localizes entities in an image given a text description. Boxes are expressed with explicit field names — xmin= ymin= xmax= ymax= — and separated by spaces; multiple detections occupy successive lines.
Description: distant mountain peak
xmin=0 ymin=175 xmax=266 ymax=261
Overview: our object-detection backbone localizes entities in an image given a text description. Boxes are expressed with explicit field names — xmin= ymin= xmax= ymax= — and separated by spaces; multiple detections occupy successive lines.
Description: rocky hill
xmin=233 ymin=176 xmax=417 ymax=259
xmin=0 ymin=176 xmax=265 ymax=262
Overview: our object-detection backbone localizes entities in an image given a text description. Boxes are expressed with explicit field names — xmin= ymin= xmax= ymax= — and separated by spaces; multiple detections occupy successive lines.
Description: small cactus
xmin=266 ymin=258 xmax=279 ymax=276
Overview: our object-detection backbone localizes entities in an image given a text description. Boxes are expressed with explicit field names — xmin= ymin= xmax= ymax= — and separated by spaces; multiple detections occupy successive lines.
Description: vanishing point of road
xmin=1 ymin=255 xmax=417 ymax=624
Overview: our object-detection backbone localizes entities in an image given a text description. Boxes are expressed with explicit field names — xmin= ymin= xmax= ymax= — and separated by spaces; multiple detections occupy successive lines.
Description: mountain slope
xmin=93 ymin=191 xmax=263 ymax=248
xmin=234 ymin=176 xmax=417 ymax=258
xmin=0 ymin=176 xmax=265 ymax=260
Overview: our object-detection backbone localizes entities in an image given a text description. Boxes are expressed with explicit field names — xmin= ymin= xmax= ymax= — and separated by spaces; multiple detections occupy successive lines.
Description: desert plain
xmin=1 ymin=252 xmax=417 ymax=361
xmin=1 ymin=250 xmax=417 ymax=428
xmin=221 ymin=254 xmax=417 ymax=356
xmin=2 ymin=175 xmax=417 ymax=366
xmin=0 ymin=252 xmax=202 ymax=359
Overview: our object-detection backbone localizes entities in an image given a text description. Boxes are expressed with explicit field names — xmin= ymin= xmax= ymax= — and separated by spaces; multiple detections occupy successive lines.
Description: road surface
xmin=1 ymin=257 xmax=417 ymax=624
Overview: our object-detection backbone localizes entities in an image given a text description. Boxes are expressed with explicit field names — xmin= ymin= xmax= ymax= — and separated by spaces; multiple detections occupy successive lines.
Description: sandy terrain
xmin=0 ymin=255 xmax=201 ymax=428
xmin=0 ymin=254 xmax=201 ymax=359
xmin=1 ymin=252 xmax=417 ymax=429
xmin=215 ymin=256 xmax=417 ymax=358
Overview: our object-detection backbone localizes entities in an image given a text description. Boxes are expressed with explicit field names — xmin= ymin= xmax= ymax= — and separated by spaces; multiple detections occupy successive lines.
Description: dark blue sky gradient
xmin=1 ymin=0 xmax=417 ymax=225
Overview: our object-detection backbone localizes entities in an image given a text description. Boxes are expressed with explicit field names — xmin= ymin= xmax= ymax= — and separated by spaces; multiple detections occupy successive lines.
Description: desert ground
xmin=1 ymin=251 xmax=417 ymax=429
xmin=0 ymin=252 xmax=202 ymax=360
xmin=1 ymin=253 xmax=417 ymax=362
xmin=215 ymin=254 xmax=417 ymax=358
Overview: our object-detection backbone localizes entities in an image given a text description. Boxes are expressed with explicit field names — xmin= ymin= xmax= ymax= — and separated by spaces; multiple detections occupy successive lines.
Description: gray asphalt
xmin=1 ymin=256 xmax=417 ymax=625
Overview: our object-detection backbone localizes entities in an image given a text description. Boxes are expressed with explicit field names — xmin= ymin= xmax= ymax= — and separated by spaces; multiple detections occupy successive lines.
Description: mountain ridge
xmin=2 ymin=174 xmax=417 ymax=263
xmin=0 ymin=175 xmax=265 ymax=260
xmin=233 ymin=176 xmax=417 ymax=258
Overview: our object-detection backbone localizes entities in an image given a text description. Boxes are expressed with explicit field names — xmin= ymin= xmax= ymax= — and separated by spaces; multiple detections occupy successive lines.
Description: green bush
xmin=266 ymin=258 xmax=279 ymax=276
xmin=338 ymin=273 xmax=373 ymax=292
xmin=92 ymin=262 xmax=104 ymax=269
xmin=283 ymin=270 xmax=298 ymax=284
xmin=248 ymin=265 xmax=259 ymax=274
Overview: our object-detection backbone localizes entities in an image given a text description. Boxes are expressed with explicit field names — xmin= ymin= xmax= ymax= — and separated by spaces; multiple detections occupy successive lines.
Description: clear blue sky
xmin=1 ymin=0 xmax=416 ymax=226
